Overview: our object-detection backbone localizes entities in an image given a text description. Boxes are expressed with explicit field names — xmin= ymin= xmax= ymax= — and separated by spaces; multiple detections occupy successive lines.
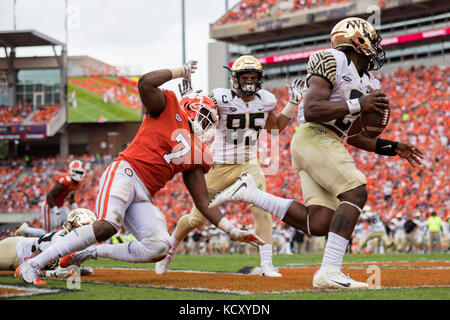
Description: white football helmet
xmin=69 ymin=160 xmax=86 ymax=182
xmin=64 ymin=208 xmax=97 ymax=232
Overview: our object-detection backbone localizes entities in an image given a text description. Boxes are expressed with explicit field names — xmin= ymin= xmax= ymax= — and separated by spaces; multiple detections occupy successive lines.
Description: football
xmin=361 ymin=107 xmax=390 ymax=138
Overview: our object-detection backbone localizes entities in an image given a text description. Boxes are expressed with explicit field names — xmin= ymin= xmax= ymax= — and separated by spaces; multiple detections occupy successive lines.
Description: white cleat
xmin=15 ymin=222 xmax=29 ymax=236
xmin=155 ymin=250 xmax=175 ymax=275
xmin=260 ymin=264 xmax=282 ymax=277
xmin=71 ymin=246 xmax=98 ymax=266
xmin=208 ymin=173 xmax=258 ymax=208
xmin=313 ymin=267 xmax=368 ymax=290
xmin=16 ymin=261 xmax=47 ymax=285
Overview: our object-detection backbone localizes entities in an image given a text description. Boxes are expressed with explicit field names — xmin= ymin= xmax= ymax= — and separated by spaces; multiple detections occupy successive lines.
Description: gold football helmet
xmin=230 ymin=55 xmax=264 ymax=95
xmin=330 ymin=17 xmax=385 ymax=70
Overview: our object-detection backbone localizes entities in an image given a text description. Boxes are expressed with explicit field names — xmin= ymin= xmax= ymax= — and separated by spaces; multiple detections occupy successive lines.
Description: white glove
xmin=288 ymin=78 xmax=305 ymax=105
xmin=44 ymin=266 xmax=74 ymax=278
xmin=229 ymin=228 xmax=266 ymax=247
xmin=183 ymin=60 xmax=198 ymax=81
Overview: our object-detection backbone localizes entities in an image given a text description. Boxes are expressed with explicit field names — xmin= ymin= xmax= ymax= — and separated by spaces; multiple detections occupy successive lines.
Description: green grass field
xmin=67 ymin=82 xmax=141 ymax=123
xmin=2 ymin=253 xmax=449 ymax=301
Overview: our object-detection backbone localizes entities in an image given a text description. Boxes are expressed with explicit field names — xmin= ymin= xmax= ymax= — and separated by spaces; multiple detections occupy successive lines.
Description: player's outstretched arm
xmin=265 ymin=78 xmax=304 ymax=133
xmin=138 ymin=60 xmax=198 ymax=117
xmin=347 ymin=126 xmax=424 ymax=168
xmin=182 ymin=167 xmax=265 ymax=247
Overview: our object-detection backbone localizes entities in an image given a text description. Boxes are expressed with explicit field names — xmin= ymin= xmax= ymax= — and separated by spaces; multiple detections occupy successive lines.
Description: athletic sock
xmin=31 ymin=224 xmax=97 ymax=269
xmin=259 ymin=243 xmax=273 ymax=267
xmin=168 ymin=234 xmax=180 ymax=256
xmin=250 ymin=189 xmax=294 ymax=221
xmin=321 ymin=232 xmax=349 ymax=270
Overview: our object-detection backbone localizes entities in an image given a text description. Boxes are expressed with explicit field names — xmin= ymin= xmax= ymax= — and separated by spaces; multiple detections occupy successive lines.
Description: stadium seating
xmin=215 ymin=0 xmax=350 ymax=25
xmin=0 ymin=103 xmax=33 ymax=125
xmin=0 ymin=66 xmax=448 ymax=242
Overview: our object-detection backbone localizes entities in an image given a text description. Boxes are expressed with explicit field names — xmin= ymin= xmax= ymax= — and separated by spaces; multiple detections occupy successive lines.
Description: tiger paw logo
xmin=125 ymin=168 xmax=133 ymax=177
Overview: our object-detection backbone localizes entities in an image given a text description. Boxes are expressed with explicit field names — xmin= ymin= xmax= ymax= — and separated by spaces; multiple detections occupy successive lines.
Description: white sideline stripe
xmin=0 ymin=284 xmax=61 ymax=298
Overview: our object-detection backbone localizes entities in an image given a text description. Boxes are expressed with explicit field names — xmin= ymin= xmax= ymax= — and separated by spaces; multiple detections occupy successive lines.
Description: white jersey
xmin=297 ymin=48 xmax=381 ymax=139
xmin=16 ymin=237 xmax=38 ymax=265
xmin=15 ymin=230 xmax=66 ymax=265
xmin=209 ymin=88 xmax=276 ymax=164
xmin=363 ymin=211 xmax=385 ymax=232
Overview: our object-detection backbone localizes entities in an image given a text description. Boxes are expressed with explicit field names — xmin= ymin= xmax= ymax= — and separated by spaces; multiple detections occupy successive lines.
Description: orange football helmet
xmin=180 ymin=93 xmax=218 ymax=141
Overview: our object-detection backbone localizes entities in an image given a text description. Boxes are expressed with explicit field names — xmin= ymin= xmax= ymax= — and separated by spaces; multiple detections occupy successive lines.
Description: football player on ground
xmin=209 ymin=17 xmax=424 ymax=289
xmin=16 ymin=61 xmax=264 ymax=285
xmin=155 ymin=55 xmax=303 ymax=277
xmin=15 ymin=160 xmax=86 ymax=237
xmin=1 ymin=209 xmax=96 ymax=285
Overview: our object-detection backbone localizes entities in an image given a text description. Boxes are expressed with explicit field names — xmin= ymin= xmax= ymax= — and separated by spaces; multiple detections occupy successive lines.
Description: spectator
xmin=427 ymin=211 xmax=443 ymax=253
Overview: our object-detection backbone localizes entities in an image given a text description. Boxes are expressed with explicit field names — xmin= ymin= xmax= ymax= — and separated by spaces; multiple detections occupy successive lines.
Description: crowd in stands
xmin=215 ymin=0 xmax=350 ymax=25
xmin=0 ymin=103 xmax=33 ymax=125
xmin=0 ymin=66 xmax=448 ymax=253
xmin=0 ymin=102 xmax=61 ymax=126
xmin=28 ymin=104 xmax=62 ymax=124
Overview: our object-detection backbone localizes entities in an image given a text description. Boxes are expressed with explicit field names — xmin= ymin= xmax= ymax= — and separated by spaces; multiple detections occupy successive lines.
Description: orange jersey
xmin=117 ymin=90 xmax=213 ymax=196
xmin=51 ymin=173 xmax=80 ymax=207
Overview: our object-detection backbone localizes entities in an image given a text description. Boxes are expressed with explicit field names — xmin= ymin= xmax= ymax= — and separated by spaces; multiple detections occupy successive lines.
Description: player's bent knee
xmin=339 ymin=185 xmax=367 ymax=209
xmin=93 ymin=220 xmax=118 ymax=242
xmin=140 ymin=232 xmax=171 ymax=263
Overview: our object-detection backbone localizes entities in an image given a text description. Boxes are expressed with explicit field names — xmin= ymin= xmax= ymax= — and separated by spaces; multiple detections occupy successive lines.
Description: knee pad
xmin=188 ymin=208 xmax=208 ymax=229
xmin=139 ymin=232 xmax=171 ymax=262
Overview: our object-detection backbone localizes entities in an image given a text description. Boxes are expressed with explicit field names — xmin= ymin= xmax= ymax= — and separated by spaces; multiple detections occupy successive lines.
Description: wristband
xmin=375 ymin=138 xmax=398 ymax=156
xmin=170 ymin=66 xmax=185 ymax=79
xmin=281 ymin=102 xmax=297 ymax=119
xmin=218 ymin=217 xmax=234 ymax=235
xmin=72 ymin=203 xmax=78 ymax=209
xmin=346 ymin=98 xmax=361 ymax=115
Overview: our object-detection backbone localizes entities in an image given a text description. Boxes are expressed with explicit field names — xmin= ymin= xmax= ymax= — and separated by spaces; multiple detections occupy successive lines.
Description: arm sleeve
xmin=307 ymin=50 xmax=337 ymax=89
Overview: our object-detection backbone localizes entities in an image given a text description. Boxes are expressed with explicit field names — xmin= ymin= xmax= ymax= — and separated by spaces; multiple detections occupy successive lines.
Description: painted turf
xmin=2 ymin=260 xmax=448 ymax=297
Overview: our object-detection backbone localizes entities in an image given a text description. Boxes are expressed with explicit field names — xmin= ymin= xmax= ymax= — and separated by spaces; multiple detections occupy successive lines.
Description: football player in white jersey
xmin=209 ymin=17 xmax=424 ymax=289
xmin=155 ymin=55 xmax=303 ymax=277
xmin=1 ymin=209 xmax=96 ymax=284
xmin=358 ymin=205 xmax=393 ymax=254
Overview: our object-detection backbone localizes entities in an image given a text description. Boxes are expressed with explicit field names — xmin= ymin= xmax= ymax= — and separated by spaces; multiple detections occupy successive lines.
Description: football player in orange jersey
xmin=16 ymin=61 xmax=264 ymax=285
xmin=15 ymin=160 xmax=86 ymax=238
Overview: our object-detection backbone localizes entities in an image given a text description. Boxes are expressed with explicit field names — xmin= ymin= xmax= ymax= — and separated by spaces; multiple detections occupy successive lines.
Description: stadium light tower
xmin=181 ymin=0 xmax=186 ymax=64
xmin=13 ymin=0 xmax=17 ymax=30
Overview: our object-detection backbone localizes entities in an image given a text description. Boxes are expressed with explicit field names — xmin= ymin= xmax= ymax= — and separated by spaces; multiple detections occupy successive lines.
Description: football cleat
xmin=313 ymin=267 xmax=368 ymax=290
xmin=15 ymin=222 xmax=29 ymax=236
xmin=16 ymin=261 xmax=47 ymax=285
xmin=260 ymin=264 xmax=282 ymax=277
xmin=208 ymin=173 xmax=257 ymax=208
xmin=70 ymin=246 xmax=98 ymax=266
xmin=155 ymin=249 xmax=175 ymax=275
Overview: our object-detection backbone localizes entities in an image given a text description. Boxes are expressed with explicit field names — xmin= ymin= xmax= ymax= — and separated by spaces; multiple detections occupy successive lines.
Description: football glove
xmin=288 ymin=78 xmax=305 ymax=105
xmin=229 ymin=229 xmax=265 ymax=247
xmin=183 ymin=60 xmax=198 ymax=81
